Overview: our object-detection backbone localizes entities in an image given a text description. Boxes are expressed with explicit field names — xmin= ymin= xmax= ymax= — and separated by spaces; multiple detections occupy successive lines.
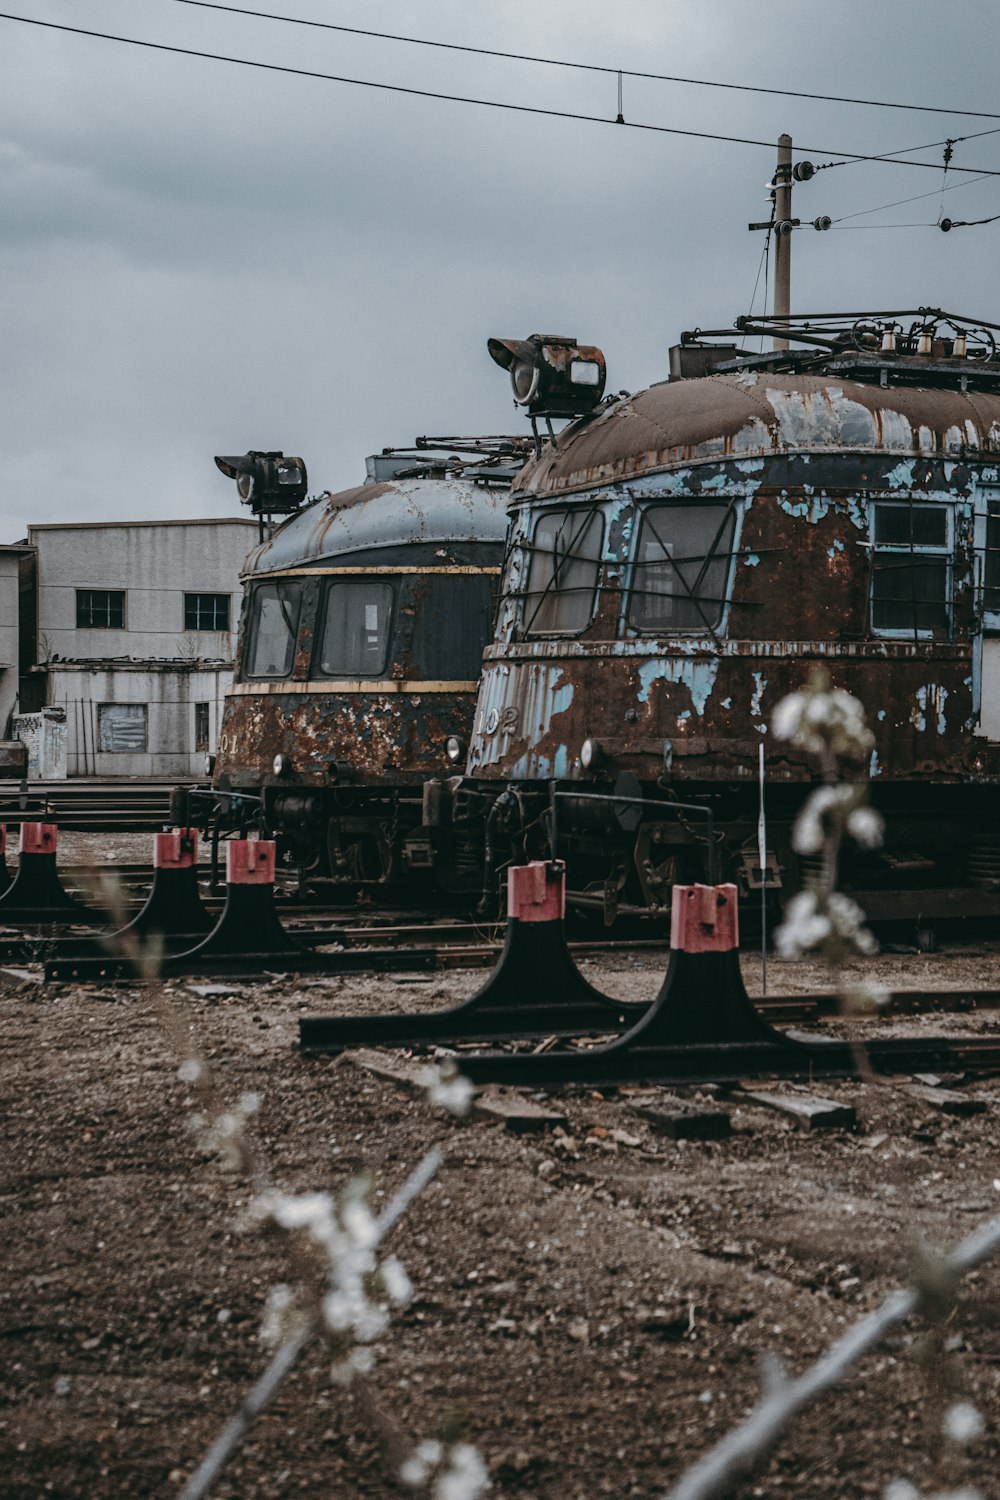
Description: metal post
xmin=773 ymin=134 xmax=793 ymax=349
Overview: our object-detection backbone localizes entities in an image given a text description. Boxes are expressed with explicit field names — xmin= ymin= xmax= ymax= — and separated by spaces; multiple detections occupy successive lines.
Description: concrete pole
xmin=773 ymin=133 xmax=793 ymax=350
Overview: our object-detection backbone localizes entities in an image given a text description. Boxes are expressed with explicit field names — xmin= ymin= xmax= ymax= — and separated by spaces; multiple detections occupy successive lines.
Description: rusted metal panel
xmin=517 ymin=374 xmax=1000 ymax=499
xmin=219 ymin=688 xmax=475 ymax=784
xmin=246 ymin=476 xmax=509 ymax=575
xmin=466 ymin=372 xmax=1000 ymax=789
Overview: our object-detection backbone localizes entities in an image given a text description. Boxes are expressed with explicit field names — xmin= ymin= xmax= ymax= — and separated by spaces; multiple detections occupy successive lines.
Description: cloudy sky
xmin=4 ymin=0 xmax=1000 ymax=538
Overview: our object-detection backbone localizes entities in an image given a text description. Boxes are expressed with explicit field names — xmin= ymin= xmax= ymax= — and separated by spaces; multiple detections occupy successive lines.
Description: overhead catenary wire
xmin=165 ymin=0 xmax=1000 ymax=123
xmin=4 ymin=10 xmax=1000 ymax=177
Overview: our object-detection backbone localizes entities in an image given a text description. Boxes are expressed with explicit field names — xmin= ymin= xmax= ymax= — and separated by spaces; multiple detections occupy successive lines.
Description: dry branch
xmin=661 ymin=1212 xmax=1000 ymax=1500
xmin=179 ymin=1146 xmax=444 ymax=1500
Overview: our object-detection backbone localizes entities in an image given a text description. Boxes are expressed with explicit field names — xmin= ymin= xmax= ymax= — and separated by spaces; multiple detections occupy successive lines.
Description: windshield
xmin=628 ymin=504 xmax=735 ymax=632
xmin=316 ymin=580 xmax=394 ymax=677
xmin=245 ymin=581 xmax=302 ymax=678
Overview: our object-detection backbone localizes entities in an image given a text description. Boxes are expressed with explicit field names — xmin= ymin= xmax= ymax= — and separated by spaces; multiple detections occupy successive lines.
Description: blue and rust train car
xmin=426 ymin=313 xmax=1000 ymax=921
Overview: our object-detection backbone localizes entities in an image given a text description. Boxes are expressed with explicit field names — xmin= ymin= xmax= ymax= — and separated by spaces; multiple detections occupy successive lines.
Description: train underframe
xmin=187 ymin=775 xmax=1000 ymax=937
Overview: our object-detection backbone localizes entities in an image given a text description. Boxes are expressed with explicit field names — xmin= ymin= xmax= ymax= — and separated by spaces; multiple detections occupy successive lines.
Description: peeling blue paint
xmin=884 ymin=460 xmax=916 ymax=491
xmin=743 ymin=551 xmax=761 ymax=567
xmin=913 ymin=683 xmax=949 ymax=736
xmin=637 ymin=656 xmax=719 ymax=716
xmin=869 ymin=749 xmax=882 ymax=778
xmin=877 ymin=709 xmax=886 ymax=721
xmin=750 ymin=671 xmax=766 ymax=719
xmin=827 ymin=539 xmax=845 ymax=559
xmin=677 ymin=709 xmax=691 ymax=722
xmin=721 ymin=696 xmax=732 ymax=710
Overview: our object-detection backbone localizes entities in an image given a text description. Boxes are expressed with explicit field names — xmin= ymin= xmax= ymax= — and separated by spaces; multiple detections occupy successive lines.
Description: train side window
xmin=984 ymin=501 xmax=1000 ymax=616
xmin=245 ymin=581 xmax=302 ymax=678
xmin=408 ymin=574 xmax=495 ymax=679
xmin=870 ymin=502 xmax=951 ymax=636
xmin=316 ymin=580 xmax=394 ymax=677
xmin=523 ymin=508 xmax=604 ymax=635
xmin=628 ymin=504 xmax=736 ymax=632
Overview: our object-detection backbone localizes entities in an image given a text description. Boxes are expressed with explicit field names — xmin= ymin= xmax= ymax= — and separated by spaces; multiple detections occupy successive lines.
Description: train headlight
xmin=487 ymin=335 xmax=607 ymax=418
xmin=204 ymin=753 xmax=216 ymax=777
xmin=215 ymin=451 xmax=309 ymax=517
xmin=445 ymin=735 xmax=466 ymax=764
xmin=272 ymin=752 xmax=293 ymax=778
xmin=580 ymin=737 xmax=603 ymax=770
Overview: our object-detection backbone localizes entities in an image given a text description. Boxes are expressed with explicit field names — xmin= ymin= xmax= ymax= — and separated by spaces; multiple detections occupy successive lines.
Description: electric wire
xmin=833 ymin=172 xmax=997 ymax=223
xmin=165 ymin=0 xmax=1000 ymax=123
xmin=4 ymin=10 xmax=1000 ymax=177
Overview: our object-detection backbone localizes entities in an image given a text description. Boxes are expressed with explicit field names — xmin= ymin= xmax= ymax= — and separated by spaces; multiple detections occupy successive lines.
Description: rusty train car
xmin=424 ymin=312 xmax=1000 ymax=923
xmin=207 ymin=441 xmax=524 ymax=886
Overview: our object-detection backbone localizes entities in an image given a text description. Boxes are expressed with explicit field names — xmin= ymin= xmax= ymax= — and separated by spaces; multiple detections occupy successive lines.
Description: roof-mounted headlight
xmin=215 ymin=451 xmax=309 ymax=517
xmin=272 ymin=752 xmax=293 ymax=778
xmin=445 ymin=735 xmax=466 ymax=765
xmin=487 ymin=334 xmax=606 ymax=418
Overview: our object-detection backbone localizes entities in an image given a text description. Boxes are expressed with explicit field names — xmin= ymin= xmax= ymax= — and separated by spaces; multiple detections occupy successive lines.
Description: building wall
xmin=47 ymin=664 xmax=233 ymax=778
xmin=25 ymin=519 xmax=257 ymax=777
xmin=0 ymin=552 xmax=25 ymax=734
xmin=29 ymin=519 xmax=256 ymax=663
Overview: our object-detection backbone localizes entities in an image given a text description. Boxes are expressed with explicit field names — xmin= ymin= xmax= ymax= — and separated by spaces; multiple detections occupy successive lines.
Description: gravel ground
xmin=3 ymin=927 xmax=1000 ymax=1499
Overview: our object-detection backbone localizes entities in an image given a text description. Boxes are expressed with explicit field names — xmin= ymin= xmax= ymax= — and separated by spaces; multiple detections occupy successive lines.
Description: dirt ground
xmin=3 ymin=871 xmax=1000 ymax=1498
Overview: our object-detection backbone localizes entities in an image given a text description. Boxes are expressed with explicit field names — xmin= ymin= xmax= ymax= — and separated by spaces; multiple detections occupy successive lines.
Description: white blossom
xmin=259 ymin=1284 xmax=299 ymax=1348
xmin=846 ymin=804 xmax=884 ymax=849
xmin=400 ymin=1440 xmax=445 ymax=1487
xmin=330 ymin=1345 xmax=375 ymax=1387
xmin=775 ymin=889 xmax=876 ymax=961
xmin=839 ymin=978 xmax=891 ymax=1014
xmin=433 ymin=1443 xmax=490 ymax=1500
xmin=426 ymin=1061 xmax=475 ymax=1117
xmin=791 ymin=785 xmax=845 ymax=855
xmin=189 ymin=1093 xmax=260 ymax=1171
xmin=774 ymin=891 xmax=832 ymax=959
xmin=773 ymin=685 xmax=874 ymax=762
xmin=944 ymin=1400 xmax=985 ymax=1444
xmin=177 ymin=1058 xmax=204 ymax=1085
xmin=381 ymin=1255 xmax=413 ymax=1305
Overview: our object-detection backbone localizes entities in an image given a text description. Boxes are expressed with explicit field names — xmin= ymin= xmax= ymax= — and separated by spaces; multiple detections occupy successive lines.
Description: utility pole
xmin=773 ymin=134 xmax=793 ymax=350
xmin=749 ymin=134 xmax=831 ymax=352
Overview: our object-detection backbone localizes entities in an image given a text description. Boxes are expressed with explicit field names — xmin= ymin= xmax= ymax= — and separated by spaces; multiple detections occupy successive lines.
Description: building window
xmin=77 ymin=589 xmax=125 ymax=629
xmin=97 ymin=703 xmax=148 ymax=752
xmin=184 ymin=593 xmax=231 ymax=631
xmin=194 ymin=702 xmax=210 ymax=752
xmin=523 ymin=507 xmax=604 ymax=636
xmin=870 ymin=502 xmax=951 ymax=636
xmin=628 ymin=503 xmax=736 ymax=633
xmin=316 ymin=581 xmax=394 ymax=677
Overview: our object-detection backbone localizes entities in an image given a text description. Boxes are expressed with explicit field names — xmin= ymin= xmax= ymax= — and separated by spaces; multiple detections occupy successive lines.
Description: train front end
xmin=207 ymin=444 xmax=518 ymax=886
xmin=428 ymin=314 xmax=1000 ymax=923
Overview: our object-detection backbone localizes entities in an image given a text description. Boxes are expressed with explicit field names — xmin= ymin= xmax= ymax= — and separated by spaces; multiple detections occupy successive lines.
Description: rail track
xmin=0 ymin=780 xmax=193 ymax=831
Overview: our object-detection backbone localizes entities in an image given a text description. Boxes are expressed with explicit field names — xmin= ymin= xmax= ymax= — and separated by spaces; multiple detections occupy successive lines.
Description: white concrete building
xmin=25 ymin=518 xmax=257 ymax=777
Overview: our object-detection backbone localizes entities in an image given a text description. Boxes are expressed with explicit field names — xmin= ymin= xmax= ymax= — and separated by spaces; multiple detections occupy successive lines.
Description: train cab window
xmin=246 ymin=581 xmax=302 ymax=678
xmin=317 ymin=580 xmax=394 ymax=677
xmin=408 ymin=574 xmax=496 ymax=679
xmin=523 ymin=508 xmax=604 ymax=635
xmin=628 ymin=504 xmax=736 ymax=632
xmin=870 ymin=502 xmax=951 ymax=636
